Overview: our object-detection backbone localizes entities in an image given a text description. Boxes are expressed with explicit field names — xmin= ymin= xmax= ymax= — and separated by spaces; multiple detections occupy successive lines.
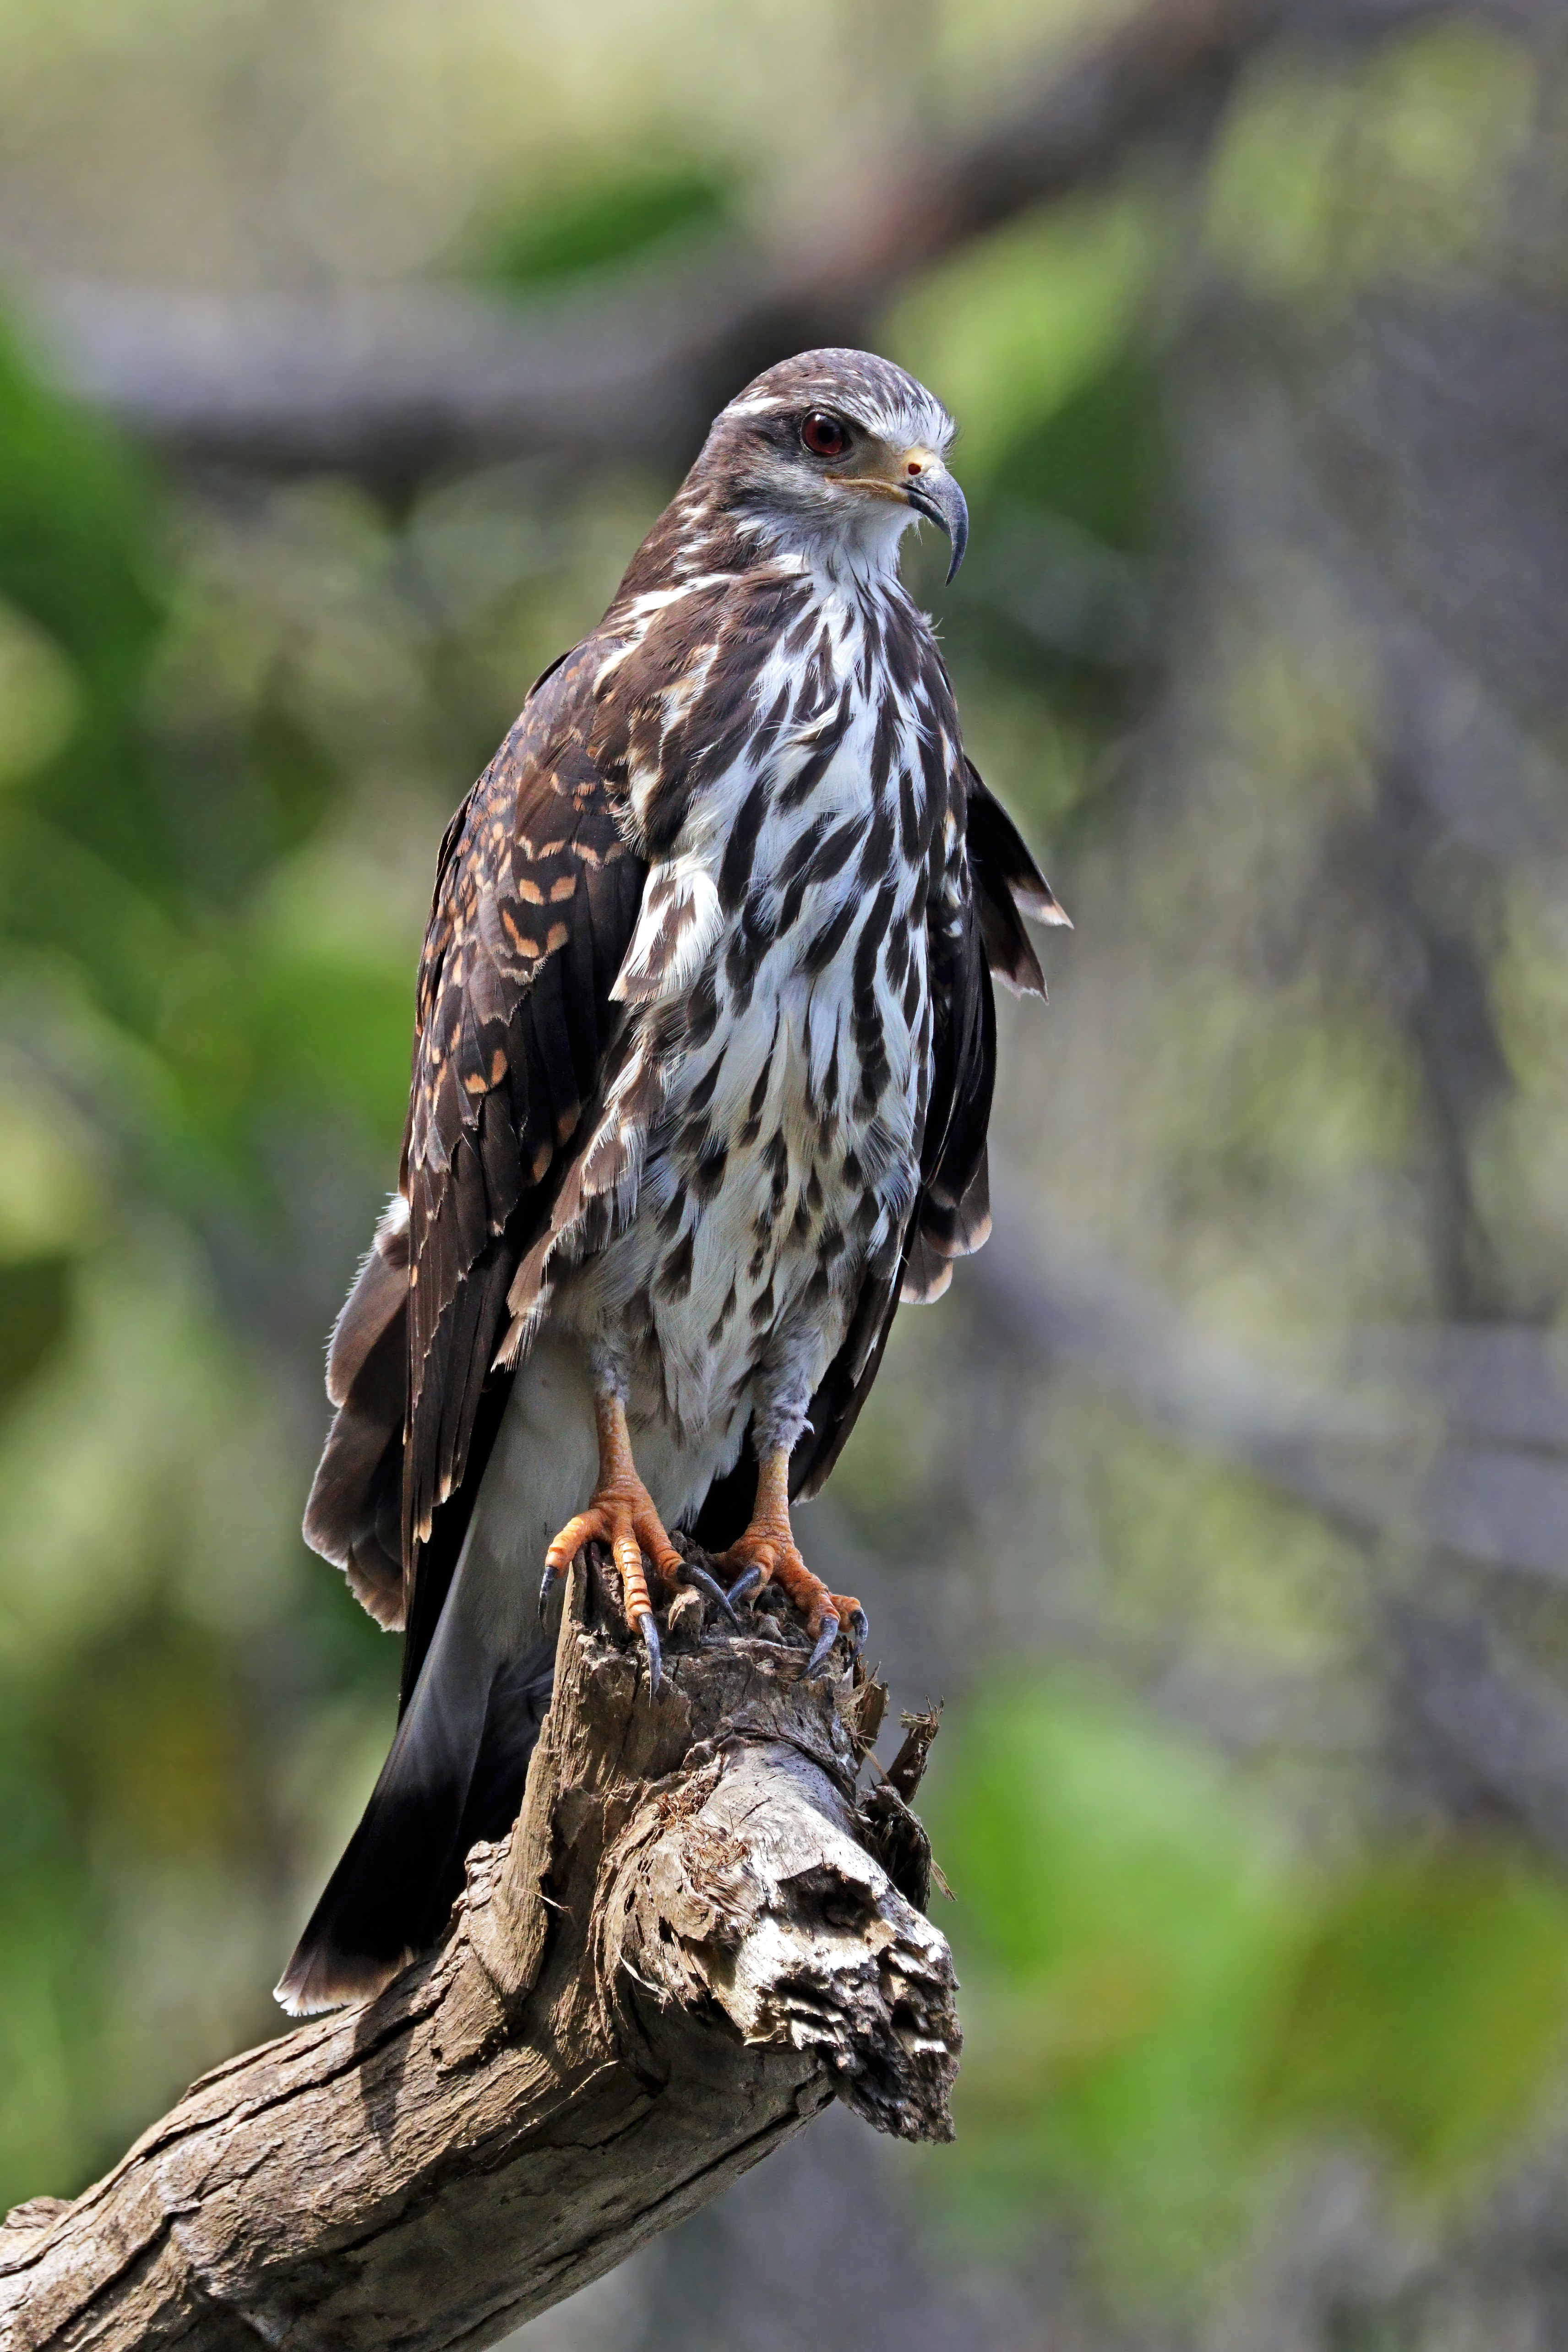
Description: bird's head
xmin=699 ymin=348 xmax=967 ymax=586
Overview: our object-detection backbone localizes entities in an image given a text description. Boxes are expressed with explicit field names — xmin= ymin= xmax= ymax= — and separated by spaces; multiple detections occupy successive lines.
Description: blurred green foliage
xmin=0 ymin=291 xmax=678 ymax=2209
xmin=472 ymin=157 xmax=737 ymax=288
xmin=0 ymin=319 xmax=414 ymax=2198
xmin=1208 ymin=19 xmax=1538 ymax=296
xmin=889 ymin=196 xmax=1156 ymax=491
xmin=928 ymin=1682 xmax=1290 ymax=2285
xmin=1259 ymin=1850 xmax=1568 ymax=2182
xmin=0 ymin=1253 xmax=70 ymax=1400
xmin=923 ymin=1687 xmax=1568 ymax=2306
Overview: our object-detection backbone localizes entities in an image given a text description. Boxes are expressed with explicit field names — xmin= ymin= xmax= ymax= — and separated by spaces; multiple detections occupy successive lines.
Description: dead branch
xmin=0 ymin=1560 xmax=957 ymax=2352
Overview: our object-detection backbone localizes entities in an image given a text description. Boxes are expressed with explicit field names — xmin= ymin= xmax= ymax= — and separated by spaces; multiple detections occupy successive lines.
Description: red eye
xmin=800 ymin=411 xmax=849 ymax=458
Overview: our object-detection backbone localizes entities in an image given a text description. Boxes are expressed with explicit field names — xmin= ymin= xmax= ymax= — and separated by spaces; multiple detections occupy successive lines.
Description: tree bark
xmin=0 ymin=1559 xmax=958 ymax=2352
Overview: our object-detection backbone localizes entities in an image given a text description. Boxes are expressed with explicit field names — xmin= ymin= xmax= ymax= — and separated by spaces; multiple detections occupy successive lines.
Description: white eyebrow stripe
xmin=717 ymin=351 xmax=954 ymax=456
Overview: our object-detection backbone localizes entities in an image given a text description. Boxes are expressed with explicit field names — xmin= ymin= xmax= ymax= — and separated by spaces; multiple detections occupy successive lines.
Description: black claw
xmin=537 ymin=1563 xmax=558 ymax=1624
xmin=845 ymin=1606 xmax=870 ymax=1657
xmin=725 ymin=1563 xmax=766 ymax=1610
xmin=635 ymin=1608 xmax=663 ymax=1694
xmin=679 ymin=1562 xmax=741 ymax=1626
xmin=806 ymin=1612 xmax=841 ymax=1677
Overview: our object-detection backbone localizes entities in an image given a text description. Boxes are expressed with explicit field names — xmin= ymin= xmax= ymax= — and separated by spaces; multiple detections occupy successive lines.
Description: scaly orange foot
xmin=539 ymin=1391 xmax=736 ymax=1691
xmin=715 ymin=1447 xmax=867 ymax=1675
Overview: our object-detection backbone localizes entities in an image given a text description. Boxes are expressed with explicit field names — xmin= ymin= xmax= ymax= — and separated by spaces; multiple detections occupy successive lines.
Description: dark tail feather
xmin=274 ymin=1631 xmax=554 ymax=2015
xmin=460 ymin=1643 xmax=557 ymax=1845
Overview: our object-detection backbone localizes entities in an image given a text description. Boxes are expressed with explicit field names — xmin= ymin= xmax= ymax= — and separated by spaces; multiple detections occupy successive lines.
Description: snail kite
xmin=277 ymin=348 xmax=1067 ymax=2014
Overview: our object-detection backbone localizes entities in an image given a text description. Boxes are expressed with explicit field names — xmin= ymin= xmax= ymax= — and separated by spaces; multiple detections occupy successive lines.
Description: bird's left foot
xmin=715 ymin=1447 xmax=866 ymax=1675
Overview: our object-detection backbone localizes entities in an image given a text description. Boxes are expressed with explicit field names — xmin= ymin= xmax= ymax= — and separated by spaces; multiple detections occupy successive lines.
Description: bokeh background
xmin=6 ymin=0 xmax=1568 ymax=2342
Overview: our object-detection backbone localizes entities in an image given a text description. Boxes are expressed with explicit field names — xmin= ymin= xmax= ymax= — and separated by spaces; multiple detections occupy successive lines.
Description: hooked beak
xmin=904 ymin=462 xmax=969 ymax=585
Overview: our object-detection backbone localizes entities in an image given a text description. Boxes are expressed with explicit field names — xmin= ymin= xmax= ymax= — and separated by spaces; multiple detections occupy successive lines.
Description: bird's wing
xmin=962 ymin=759 xmax=1071 ymax=993
xmin=300 ymin=1193 xmax=412 ymax=1629
xmin=788 ymin=755 xmax=1066 ymax=1503
xmin=302 ymin=642 xmax=646 ymax=1703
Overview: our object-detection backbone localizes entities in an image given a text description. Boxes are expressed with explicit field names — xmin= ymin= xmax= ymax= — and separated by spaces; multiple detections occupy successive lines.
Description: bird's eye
xmin=800 ymin=411 xmax=849 ymax=459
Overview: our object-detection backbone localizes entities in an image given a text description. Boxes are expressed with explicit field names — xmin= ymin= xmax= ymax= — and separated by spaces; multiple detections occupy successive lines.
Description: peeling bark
xmin=0 ymin=1559 xmax=958 ymax=2352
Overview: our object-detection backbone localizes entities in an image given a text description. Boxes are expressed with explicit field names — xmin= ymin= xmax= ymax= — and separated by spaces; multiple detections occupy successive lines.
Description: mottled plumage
xmin=279 ymin=348 xmax=1067 ymax=2014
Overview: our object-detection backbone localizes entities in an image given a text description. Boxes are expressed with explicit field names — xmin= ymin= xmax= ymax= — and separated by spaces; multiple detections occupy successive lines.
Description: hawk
xmin=277 ymin=348 xmax=1067 ymax=2014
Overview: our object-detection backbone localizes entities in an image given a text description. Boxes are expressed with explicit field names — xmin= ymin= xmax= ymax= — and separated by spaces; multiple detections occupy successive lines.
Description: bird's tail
xmin=274 ymin=1616 xmax=555 ymax=2016
xmin=278 ymin=1334 xmax=600 ymax=2016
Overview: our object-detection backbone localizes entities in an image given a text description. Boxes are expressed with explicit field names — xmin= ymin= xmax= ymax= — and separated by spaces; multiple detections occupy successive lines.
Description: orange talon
xmin=716 ymin=1447 xmax=866 ymax=1673
xmin=541 ymin=1391 xmax=683 ymax=1686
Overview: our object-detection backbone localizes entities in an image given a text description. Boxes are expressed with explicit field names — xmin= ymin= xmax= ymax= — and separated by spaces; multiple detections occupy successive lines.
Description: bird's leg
xmin=716 ymin=1447 xmax=867 ymax=1675
xmin=540 ymin=1389 xmax=684 ymax=1689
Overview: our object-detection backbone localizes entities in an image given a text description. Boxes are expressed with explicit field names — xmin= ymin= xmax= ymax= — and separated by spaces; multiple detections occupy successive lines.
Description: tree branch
xmin=0 ymin=1561 xmax=957 ymax=2352
xmin=18 ymin=0 xmax=1542 ymax=481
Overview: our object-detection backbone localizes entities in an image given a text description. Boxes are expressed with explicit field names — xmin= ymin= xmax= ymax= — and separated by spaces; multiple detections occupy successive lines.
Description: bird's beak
xmin=901 ymin=454 xmax=969 ymax=585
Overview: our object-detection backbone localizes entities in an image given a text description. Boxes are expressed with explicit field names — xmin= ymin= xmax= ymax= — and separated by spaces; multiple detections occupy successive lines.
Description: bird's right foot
xmin=540 ymin=1391 xmax=727 ymax=1691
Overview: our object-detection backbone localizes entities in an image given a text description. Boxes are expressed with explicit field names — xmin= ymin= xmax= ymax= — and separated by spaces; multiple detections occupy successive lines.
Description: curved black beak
xmin=905 ymin=466 xmax=969 ymax=585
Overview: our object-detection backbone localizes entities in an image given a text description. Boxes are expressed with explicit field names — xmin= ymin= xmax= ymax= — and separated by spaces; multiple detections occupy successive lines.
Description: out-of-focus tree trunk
xmin=23 ymin=0 xmax=1535 ymax=484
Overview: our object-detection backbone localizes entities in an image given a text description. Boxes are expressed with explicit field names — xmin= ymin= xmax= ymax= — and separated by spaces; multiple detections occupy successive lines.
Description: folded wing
xmin=788 ymin=757 xmax=1067 ymax=1504
xmin=302 ymin=644 xmax=647 ymax=1709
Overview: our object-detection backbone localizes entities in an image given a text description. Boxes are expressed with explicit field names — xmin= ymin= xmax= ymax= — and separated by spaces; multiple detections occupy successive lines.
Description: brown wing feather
xmin=963 ymin=759 xmax=1072 ymax=999
xmin=964 ymin=760 xmax=1072 ymax=931
xmin=302 ymin=1198 xmax=410 ymax=1629
xmin=301 ymin=642 xmax=647 ymax=1702
xmin=397 ymin=648 xmax=645 ymax=1704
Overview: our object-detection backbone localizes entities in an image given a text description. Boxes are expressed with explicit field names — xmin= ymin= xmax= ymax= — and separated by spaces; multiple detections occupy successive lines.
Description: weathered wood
xmin=0 ymin=1558 xmax=958 ymax=2352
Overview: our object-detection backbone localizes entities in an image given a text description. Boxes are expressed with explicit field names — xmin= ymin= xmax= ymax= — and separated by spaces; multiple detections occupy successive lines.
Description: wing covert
xmin=302 ymin=642 xmax=647 ymax=1702
xmin=399 ymin=648 xmax=647 ymax=1697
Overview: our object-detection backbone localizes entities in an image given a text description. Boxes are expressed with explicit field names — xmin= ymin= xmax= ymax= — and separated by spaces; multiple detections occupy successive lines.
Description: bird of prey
xmin=276 ymin=348 xmax=1067 ymax=2015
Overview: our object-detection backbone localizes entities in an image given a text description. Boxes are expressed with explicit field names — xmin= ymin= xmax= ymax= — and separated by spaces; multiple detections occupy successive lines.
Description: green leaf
xmin=992 ymin=358 xmax=1168 ymax=554
xmin=1205 ymin=20 xmax=1536 ymax=295
xmin=0 ymin=600 xmax=82 ymax=787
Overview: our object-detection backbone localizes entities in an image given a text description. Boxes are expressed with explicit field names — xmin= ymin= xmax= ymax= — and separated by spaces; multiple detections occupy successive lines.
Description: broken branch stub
xmin=0 ymin=1556 xmax=959 ymax=2352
